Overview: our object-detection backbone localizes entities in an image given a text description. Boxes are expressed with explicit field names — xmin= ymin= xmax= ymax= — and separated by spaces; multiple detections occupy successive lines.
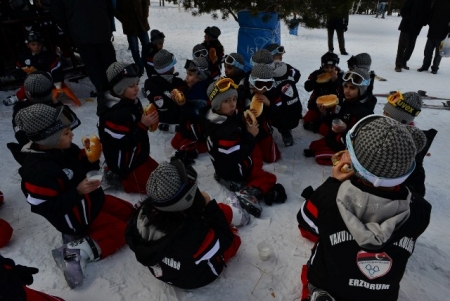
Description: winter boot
xmin=264 ymin=183 xmax=287 ymax=206
xmin=2 ymin=95 xmax=19 ymax=106
xmin=158 ymin=123 xmax=180 ymax=133
xmin=52 ymin=236 xmax=101 ymax=288
xmin=214 ymin=174 xmax=245 ymax=192
xmin=310 ymin=288 xmax=335 ymax=301
xmin=223 ymin=192 xmax=250 ymax=226
xmin=103 ymin=168 xmax=123 ymax=190
xmin=280 ymin=130 xmax=294 ymax=147
xmin=235 ymin=187 xmax=263 ymax=218
xmin=174 ymin=150 xmax=198 ymax=165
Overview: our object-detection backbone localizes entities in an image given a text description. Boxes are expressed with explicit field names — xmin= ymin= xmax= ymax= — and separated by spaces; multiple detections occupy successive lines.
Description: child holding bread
xmin=144 ymin=49 xmax=186 ymax=133
xmin=13 ymin=103 xmax=135 ymax=289
xmin=204 ymin=78 xmax=286 ymax=218
xmin=305 ymin=67 xmax=376 ymax=165
xmin=303 ymin=52 xmax=344 ymax=134
xmin=98 ymin=62 xmax=159 ymax=193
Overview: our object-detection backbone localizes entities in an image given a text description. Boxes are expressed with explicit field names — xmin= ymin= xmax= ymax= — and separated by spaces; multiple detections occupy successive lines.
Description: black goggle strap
xmin=109 ymin=64 xmax=140 ymax=88
xmin=223 ymin=55 xmax=245 ymax=70
xmin=184 ymin=59 xmax=207 ymax=72
xmin=208 ymin=78 xmax=238 ymax=101
xmin=387 ymin=91 xmax=421 ymax=117
xmin=249 ymin=75 xmax=274 ymax=90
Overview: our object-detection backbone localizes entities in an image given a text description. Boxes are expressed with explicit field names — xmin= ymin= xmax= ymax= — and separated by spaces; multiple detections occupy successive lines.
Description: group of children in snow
xmin=0 ymin=26 xmax=434 ymax=301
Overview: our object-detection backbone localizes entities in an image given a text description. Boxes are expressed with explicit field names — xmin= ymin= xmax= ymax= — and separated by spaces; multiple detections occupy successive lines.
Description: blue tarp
xmin=237 ymin=11 xmax=281 ymax=72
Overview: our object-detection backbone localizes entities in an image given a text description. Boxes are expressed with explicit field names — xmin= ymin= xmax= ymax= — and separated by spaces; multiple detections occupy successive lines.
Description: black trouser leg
xmin=336 ymin=29 xmax=346 ymax=53
xmin=327 ymin=28 xmax=334 ymax=52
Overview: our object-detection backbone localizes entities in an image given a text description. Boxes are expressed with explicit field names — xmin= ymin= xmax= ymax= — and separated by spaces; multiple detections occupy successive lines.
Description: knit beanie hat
xmin=343 ymin=67 xmax=370 ymax=96
xmin=24 ymin=71 xmax=53 ymax=103
xmin=383 ymin=92 xmax=422 ymax=124
xmin=207 ymin=79 xmax=238 ymax=111
xmin=348 ymin=53 xmax=372 ymax=70
xmin=251 ymin=49 xmax=274 ymax=65
xmin=146 ymin=159 xmax=198 ymax=212
xmin=15 ymin=103 xmax=78 ymax=147
xmin=150 ymin=29 xmax=165 ymax=45
xmin=321 ymin=52 xmax=340 ymax=67
xmin=225 ymin=53 xmax=245 ymax=71
xmin=348 ymin=116 xmax=427 ymax=187
xmin=251 ymin=64 xmax=273 ymax=80
xmin=204 ymin=26 xmax=221 ymax=39
xmin=106 ymin=62 xmax=139 ymax=97
xmin=192 ymin=44 xmax=208 ymax=58
xmin=184 ymin=57 xmax=210 ymax=81
xmin=153 ymin=49 xmax=176 ymax=74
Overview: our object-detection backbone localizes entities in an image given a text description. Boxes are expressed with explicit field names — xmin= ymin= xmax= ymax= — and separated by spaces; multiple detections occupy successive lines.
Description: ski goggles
xmin=193 ymin=48 xmax=208 ymax=58
xmin=270 ymin=46 xmax=285 ymax=56
xmin=27 ymin=105 xmax=79 ymax=142
xmin=345 ymin=114 xmax=416 ymax=187
xmin=249 ymin=75 xmax=275 ymax=91
xmin=343 ymin=71 xmax=370 ymax=86
xmin=184 ymin=59 xmax=208 ymax=72
xmin=223 ymin=55 xmax=245 ymax=70
xmin=208 ymin=77 xmax=238 ymax=101
xmin=387 ymin=91 xmax=421 ymax=117
xmin=109 ymin=63 xmax=140 ymax=87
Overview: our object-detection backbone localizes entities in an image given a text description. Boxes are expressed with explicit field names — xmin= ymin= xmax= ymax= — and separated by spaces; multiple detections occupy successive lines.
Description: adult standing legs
xmin=327 ymin=28 xmax=335 ymax=53
xmin=336 ymin=29 xmax=347 ymax=54
xmin=403 ymin=34 xmax=418 ymax=67
xmin=127 ymin=31 xmax=149 ymax=75
xmin=395 ymin=31 xmax=410 ymax=71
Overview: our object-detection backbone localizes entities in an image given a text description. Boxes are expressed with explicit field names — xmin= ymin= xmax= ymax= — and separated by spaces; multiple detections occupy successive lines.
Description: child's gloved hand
xmin=14 ymin=265 xmax=39 ymax=286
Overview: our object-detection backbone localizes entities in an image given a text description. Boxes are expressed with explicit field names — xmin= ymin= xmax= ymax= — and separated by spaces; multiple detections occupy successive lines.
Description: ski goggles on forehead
xmin=343 ymin=71 xmax=370 ymax=86
xmin=27 ymin=106 xmax=79 ymax=142
xmin=109 ymin=63 xmax=140 ymax=87
xmin=270 ymin=46 xmax=285 ymax=55
xmin=184 ymin=59 xmax=208 ymax=72
xmin=387 ymin=91 xmax=421 ymax=117
xmin=223 ymin=55 xmax=245 ymax=70
xmin=249 ymin=75 xmax=275 ymax=91
xmin=208 ymin=77 xmax=238 ymax=100
xmin=345 ymin=114 xmax=415 ymax=187
xmin=193 ymin=48 xmax=208 ymax=58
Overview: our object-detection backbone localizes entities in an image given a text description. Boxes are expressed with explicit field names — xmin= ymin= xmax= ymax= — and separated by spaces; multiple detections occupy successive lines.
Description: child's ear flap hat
xmin=106 ymin=62 xmax=140 ymax=97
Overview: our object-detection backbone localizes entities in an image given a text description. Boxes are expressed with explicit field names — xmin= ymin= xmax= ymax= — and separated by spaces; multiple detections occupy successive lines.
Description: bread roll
xmin=171 ymin=89 xmax=186 ymax=105
xmin=244 ymin=110 xmax=257 ymax=126
xmin=316 ymin=72 xmax=332 ymax=83
xmin=316 ymin=94 xmax=339 ymax=108
xmin=82 ymin=135 xmax=102 ymax=163
xmin=144 ymin=103 xmax=159 ymax=132
xmin=250 ymin=94 xmax=264 ymax=117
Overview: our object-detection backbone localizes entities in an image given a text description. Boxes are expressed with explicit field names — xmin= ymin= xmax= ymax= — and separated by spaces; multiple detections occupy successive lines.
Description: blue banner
xmin=237 ymin=11 xmax=281 ymax=72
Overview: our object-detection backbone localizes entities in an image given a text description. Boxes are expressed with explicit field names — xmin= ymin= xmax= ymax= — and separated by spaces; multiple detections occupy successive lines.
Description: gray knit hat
xmin=354 ymin=53 xmax=372 ymax=70
xmin=15 ymin=103 xmax=77 ymax=147
xmin=224 ymin=53 xmax=245 ymax=71
xmin=383 ymin=92 xmax=422 ymax=124
xmin=251 ymin=64 xmax=273 ymax=80
xmin=350 ymin=116 xmax=426 ymax=185
xmin=184 ymin=57 xmax=210 ymax=81
xmin=251 ymin=49 xmax=274 ymax=65
xmin=24 ymin=71 xmax=53 ymax=103
xmin=150 ymin=29 xmax=165 ymax=45
xmin=146 ymin=159 xmax=198 ymax=212
xmin=192 ymin=44 xmax=208 ymax=58
xmin=106 ymin=62 xmax=140 ymax=97
xmin=343 ymin=67 xmax=370 ymax=96
xmin=204 ymin=26 xmax=221 ymax=39
xmin=153 ymin=49 xmax=176 ymax=74
xmin=207 ymin=79 xmax=238 ymax=111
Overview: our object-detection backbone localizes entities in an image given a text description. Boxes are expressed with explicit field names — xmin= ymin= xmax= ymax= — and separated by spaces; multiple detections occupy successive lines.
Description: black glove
xmin=343 ymin=26 xmax=348 ymax=32
xmin=14 ymin=265 xmax=39 ymax=286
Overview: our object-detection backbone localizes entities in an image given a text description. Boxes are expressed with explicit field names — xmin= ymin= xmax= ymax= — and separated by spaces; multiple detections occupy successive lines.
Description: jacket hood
xmin=336 ymin=180 xmax=411 ymax=250
xmin=206 ymin=108 xmax=228 ymax=124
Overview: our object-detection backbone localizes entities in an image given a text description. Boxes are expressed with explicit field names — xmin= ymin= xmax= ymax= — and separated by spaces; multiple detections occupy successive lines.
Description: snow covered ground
xmin=1 ymin=2 xmax=450 ymax=300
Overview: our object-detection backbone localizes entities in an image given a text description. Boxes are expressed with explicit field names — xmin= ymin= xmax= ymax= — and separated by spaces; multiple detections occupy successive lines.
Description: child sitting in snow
xmin=144 ymin=49 xmax=186 ymax=133
xmin=305 ymin=67 xmax=377 ymax=165
xmin=265 ymin=43 xmax=301 ymax=83
xmin=303 ymin=52 xmax=344 ymax=134
xmin=201 ymin=26 xmax=224 ymax=73
xmin=347 ymin=52 xmax=375 ymax=96
xmin=143 ymin=29 xmax=165 ymax=77
xmin=223 ymin=52 xmax=247 ymax=85
xmin=98 ymin=62 xmax=159 ymax=193
xmin=3 ymin=31 xmax=64 ymax=106
xmin=0 ymin=191 xmax=13 ymax=248
xmin=14 ymin=103 xmax=135 ymax=288
xmin=204 ymin=78 xmax=286 ymax=218
xmin=383 ymin=91 xmax=437 ymax=197
xmin=297 ymin=115 xmax=431 ymax=301
xmin=125 ymin=157 xmax=247 ymax=289
xmin=171 ymin=57 xmax=213 ymax=164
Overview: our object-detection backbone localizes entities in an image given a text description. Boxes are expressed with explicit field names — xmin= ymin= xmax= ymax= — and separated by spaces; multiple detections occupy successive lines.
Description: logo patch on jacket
xmin=356 ymin=251 xmax=392 ymax=280
xmin=281 ymin=84 xmax=294 ymax=97
xmin=154 ymin=96 xmax=164 ymax=108
xmin=150 ymin=264 xmax=163 ymax=278
xmin=25 ymin=59 xmax=31 ymax=66
xmin=62 ymin=168 xmax=73 ymax=180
